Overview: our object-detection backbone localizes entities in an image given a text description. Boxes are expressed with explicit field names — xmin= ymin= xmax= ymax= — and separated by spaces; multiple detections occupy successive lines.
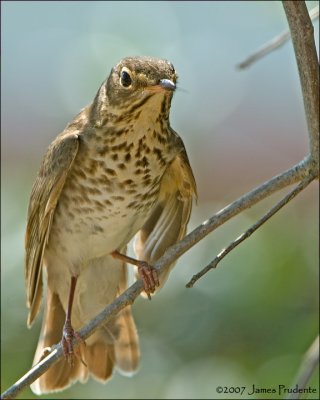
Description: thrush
xmin=25 ymin=56 xmax=197 ymax=394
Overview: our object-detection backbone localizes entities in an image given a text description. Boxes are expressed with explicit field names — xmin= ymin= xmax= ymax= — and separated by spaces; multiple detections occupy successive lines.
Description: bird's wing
xmin=134 ymin=139 xmax=197 ymax=290
xmin=25 ymin=133 xmax=80 ymax=327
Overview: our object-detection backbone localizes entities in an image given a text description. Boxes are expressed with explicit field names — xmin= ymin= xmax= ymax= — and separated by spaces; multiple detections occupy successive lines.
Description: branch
xmin=287 ymin=335 xmax=320 ymax=400
xmin=186 ymin=175 xmax=314 ymax=288
xmin=1 ymin=158 xmax=316 ymax=400
xmin=237 ymin=5 xmax=319 ymax=69
xmin=283 ymin=1 xmax=319 ymax=166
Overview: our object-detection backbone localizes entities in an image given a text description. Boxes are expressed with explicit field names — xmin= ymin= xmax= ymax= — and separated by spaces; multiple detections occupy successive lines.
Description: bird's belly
xmin=48 ymin=177 xmax=159 ymax=269
xmin=60 ymin=209 xmax=150 ymax=260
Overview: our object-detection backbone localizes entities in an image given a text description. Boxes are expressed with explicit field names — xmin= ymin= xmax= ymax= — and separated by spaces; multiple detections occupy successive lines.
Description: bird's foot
xmin=137 ymin=261 xmax=160 ymax=299
xmin=111 ymin=251 xmax=160 ymax=299
xmin=62 ymin=320 xmax=87 ymax=366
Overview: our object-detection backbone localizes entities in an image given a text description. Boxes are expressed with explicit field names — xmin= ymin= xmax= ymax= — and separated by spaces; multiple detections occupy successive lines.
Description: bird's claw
xmin=137 ymin=261 xmax=160 ymax=299
xmin=61 ymin=321 xmax=87 ymax=367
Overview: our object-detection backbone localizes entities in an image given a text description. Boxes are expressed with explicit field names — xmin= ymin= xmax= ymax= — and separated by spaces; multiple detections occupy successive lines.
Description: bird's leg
xmin=111 ymin=251 xmax=160 ymax=299
xmin=62 ymin=276 xmax=86 ymax=365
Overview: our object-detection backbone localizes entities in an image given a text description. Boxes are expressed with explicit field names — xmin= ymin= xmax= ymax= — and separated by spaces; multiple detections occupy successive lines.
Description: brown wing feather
xmin=25 ymin=133 xmax=80 ymax=327
xmin=134 ymin=142 xmax=197 ymax=290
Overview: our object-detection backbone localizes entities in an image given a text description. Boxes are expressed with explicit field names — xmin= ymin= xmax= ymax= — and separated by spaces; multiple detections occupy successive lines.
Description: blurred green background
xmin=1 ymin=1 xmax=319 ymax=399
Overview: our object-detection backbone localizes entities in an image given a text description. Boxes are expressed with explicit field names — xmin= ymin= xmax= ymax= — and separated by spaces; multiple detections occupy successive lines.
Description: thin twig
xmin=237 ymin=5 xmax=319 ymax=69
xmin=186 ymin=175 xmax=314 ymax=288
xmin=287 ymin=335 xmax=320 ymax=400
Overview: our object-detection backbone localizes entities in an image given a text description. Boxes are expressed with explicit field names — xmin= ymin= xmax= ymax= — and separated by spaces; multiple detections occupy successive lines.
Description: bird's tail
xmin=30 ymin=264 xmax=139 ymax=395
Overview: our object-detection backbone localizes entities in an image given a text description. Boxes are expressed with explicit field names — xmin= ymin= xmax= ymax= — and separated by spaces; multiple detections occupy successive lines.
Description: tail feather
xmin=114 ymin=308 xmax=140 ymax=374
xmin=114 ymin=261 xmax=140 ymax=374
xmin=84 ymin=340 xmax=115 ymax=382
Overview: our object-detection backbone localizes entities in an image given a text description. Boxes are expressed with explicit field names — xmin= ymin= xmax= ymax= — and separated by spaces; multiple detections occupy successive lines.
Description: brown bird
xmin=25 ymin=56 xmax=197 ymax=394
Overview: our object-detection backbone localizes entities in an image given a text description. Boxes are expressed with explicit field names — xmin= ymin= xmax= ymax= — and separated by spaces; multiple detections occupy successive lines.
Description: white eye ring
xmin=120 ymin=68 xmax=132 ymax=88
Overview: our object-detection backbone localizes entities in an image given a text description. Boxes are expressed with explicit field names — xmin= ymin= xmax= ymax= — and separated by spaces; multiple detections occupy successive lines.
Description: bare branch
xmin=287 ymin=335 xmax=320 ymax=400
xmin=186 ymin=175 xmax=314 ymax=288
xmin=283 ymin=1 xmax=319 ymax=168
xmin=1 ymin=157 xmax=315 ymax=400
xmin=237 ymin=5 xmax=319 ymax=69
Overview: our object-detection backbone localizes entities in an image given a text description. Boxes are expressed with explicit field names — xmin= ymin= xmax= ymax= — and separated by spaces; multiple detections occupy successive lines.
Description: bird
xmin=25 ymin=56 xmax=197 ymax=394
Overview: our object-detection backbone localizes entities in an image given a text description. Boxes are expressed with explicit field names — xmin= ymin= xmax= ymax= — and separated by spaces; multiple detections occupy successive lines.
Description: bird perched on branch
xmin=25 ymin=56 xmax=197 ymax=394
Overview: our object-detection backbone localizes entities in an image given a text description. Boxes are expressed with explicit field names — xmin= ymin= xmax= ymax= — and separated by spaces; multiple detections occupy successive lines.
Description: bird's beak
xmin=146 ymin=79 xmax=176 ymax=93
xmin=159 ymin=79 xmax=176 ymax=91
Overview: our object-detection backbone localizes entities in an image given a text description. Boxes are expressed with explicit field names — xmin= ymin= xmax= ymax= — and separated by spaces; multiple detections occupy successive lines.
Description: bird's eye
xmin=120 ymin=69 xmax=132 ymax=87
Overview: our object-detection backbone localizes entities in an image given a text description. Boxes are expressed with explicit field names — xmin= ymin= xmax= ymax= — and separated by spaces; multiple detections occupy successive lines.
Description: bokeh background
xmin=1 ymin=1 xmax=319 ymax=399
